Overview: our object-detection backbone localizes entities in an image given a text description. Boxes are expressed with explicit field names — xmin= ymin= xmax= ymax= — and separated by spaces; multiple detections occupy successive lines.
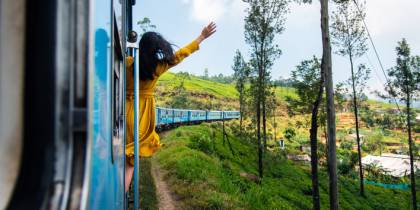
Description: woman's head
xmin=138 ymin=32 xmax=174 ymax=80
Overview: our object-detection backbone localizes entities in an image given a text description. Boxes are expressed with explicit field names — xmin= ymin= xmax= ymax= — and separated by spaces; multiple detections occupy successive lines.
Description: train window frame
xmin=111 ymin=12 xmax=124 ymax=164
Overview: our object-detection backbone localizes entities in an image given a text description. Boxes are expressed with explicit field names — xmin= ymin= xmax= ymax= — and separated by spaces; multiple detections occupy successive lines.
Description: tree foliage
xmin=232 ymin=50 xmax=250 ymax=134
xmin=382 ymin=39 xmax=420 ymax=210
xmin=287 ymin=57 xmax=324 ymax=115
xmin=331 ymin=0 xmax=369 ymax=197
xmin=137 ymin=17 xmax=156 ymax=35
xmin=383 ymin=39 xmax=420 ymax=102
xmin=337 ymin=64 xmax=371 ymax=105
xmin=331 ymin=0 xmax=368 ymax=58
xmin=243 ymin=0 xmax=289 ymax=178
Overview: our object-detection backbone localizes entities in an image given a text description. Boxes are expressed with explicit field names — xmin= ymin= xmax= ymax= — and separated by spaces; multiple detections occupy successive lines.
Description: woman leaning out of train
xmin=124 ymin=22 xmax=217 ymax=191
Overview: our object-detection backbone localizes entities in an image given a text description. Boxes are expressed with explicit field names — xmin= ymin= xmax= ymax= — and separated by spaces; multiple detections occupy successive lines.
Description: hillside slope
xmin=154 ymin=123 xmax=417 ymax=209
xmin=156 ymin=72 xmax=419 ymax=148
xmin=155 ymin=72 xmax=296 ymax=111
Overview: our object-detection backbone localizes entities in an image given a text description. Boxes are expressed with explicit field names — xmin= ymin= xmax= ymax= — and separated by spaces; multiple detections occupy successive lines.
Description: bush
xmin=188 ymin=135 xmax=213 ymax=154
xmin=283 ymin=127 xmax=296 ymax=141
xmin=340 ymin=140 xmax=353 ymax=150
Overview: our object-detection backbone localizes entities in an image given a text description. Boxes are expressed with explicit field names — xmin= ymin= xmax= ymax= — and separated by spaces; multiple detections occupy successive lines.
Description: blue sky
xmin=133 ymin=0 xmax=420 ymax=98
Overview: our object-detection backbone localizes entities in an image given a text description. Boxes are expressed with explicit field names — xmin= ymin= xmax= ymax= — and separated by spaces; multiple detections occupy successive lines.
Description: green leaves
xmin=384 ymin=39 xmax=420 ymax=102
xmin=287 ymin=56 xmax=323 ymax=115
xmin=331 ymin=0 xmax=368 ymax=58
xmin=137 ymin=17 xmax=156 ymax=35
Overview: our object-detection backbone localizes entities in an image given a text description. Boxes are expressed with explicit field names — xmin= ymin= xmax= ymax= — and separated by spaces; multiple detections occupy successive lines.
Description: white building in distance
xmin=362 ymin=153 xmax=420 ymax=177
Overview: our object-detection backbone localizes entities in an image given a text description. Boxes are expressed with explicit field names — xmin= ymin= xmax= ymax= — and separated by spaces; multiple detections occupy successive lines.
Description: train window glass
xmin=111 ymin=10 xmax=124 ymax=164
xmin=113 ymin=0 xmax=123 ymax=49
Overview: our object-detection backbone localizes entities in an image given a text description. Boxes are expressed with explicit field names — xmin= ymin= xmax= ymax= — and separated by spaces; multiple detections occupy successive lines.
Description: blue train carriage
xmin=223 ymin=111 xmax=241 ymax=120
xmin=207 ymin=111 xmax=223 ymax=121
xmin=188 ymin=109 xmax=207 ymax=122
xmin=156 ymin=108 xmax=211 ymax=131
xmin=155 ymin=107 xmax=175 ymax=130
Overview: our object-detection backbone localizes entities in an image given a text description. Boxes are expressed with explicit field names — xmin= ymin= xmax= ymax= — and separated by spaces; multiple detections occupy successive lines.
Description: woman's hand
xmin=196 ymin=22 xmax=217 ymax=44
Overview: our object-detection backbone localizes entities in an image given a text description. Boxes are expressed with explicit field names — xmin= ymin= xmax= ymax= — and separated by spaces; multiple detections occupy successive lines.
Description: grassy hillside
xmin=158 ymin=72 xmax=239 ymax=99
xmin=154 ymin=123 xmax=417 ymax=210
xmin=156 ymin=72 xmax=419 ymax=151
xmin=155 ymin=72 xmax=297 ymax=110
xmin=156 ymin=72 xmax=408 ymax=110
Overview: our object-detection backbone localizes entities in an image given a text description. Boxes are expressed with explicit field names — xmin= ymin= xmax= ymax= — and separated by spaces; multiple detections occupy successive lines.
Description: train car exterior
xmin=2 ymin=0 xmax=130 ymax=209
xmin=207 ymin=111 xmax=223 ymax=121
xmin=88 ymin=0 xmax=127 ymax=209
xmin=190 ymin=110 xmax=207 ymax=121
xmin=155 ymin=108 xmax=240 ymax=131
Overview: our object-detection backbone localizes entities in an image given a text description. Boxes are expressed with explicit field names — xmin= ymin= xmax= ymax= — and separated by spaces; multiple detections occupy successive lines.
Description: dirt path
xmin=152 ymin=131 xmax=178 ymax=210
xmin=151 ymin=161 xmax=177 ymax=210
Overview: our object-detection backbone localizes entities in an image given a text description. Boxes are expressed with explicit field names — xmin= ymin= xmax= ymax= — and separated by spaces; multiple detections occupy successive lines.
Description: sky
xmin=133 ymin=0 xmax=420 ymax=98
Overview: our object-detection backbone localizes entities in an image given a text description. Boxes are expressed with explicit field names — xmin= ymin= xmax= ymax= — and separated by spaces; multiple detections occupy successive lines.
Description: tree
xmin=232 ymin=50 xmax=250 ymax=135
xmin=287 ymin=57 xmax=323 ymax=113
xmin=364 ymin=133 xmax=384 ymax=155
xmin=243 ymin=0 xmax=289 ymax=179
xmin=283 ymin=127 xmax=296 ymax=141
xmin=382 ymin=39 xmax=419 ymax=210
xmin=171 ymin=72 xmax=190 ymax=109
xmin=321 ymin=0 xmax=339 ymax=208
xmin=331 ymin=0 xmax=368 ymax=197
xmin=137 ymin=17 xmax=156 ymax=35
xmin=299 ymin=0 xmax=339 ymax=207
xmin=289 ymin=57 xmax=324 ymax=209
xmin=203 ymin=68 xmax=209 ymax=80
xmin=334 ymin=82 xmax=348 ymax=112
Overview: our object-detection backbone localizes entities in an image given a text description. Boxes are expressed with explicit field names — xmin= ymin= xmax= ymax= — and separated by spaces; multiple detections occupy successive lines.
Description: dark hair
xmin=138 ymin=32 xmax=175 ymax=81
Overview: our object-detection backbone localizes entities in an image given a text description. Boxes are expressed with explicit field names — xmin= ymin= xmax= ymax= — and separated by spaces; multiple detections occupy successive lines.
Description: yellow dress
xmin=125 ymin=40 xmax=200 ymax=165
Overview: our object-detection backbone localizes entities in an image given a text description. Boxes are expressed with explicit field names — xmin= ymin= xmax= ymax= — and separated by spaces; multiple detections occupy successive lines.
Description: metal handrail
xmin=127 ymin=30 xmax=139 ymax=210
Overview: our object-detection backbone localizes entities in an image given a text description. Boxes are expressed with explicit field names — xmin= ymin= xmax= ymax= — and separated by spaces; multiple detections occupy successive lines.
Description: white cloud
xmin=364 ymin=0 xmax=420 ymax=36
xmin=181 ymin=0 xmax=246 ymax=23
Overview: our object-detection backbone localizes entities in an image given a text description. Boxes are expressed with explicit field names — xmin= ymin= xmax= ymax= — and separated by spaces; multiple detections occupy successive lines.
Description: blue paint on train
xmin=154 ymin=107 xmax=240 ymax=129
xmin=88 ymin=1 xmax=125 ymax=209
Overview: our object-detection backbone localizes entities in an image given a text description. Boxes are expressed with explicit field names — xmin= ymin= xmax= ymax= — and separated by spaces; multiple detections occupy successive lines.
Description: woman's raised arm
xmin=165 ymin=22 xmax=217 ymax=70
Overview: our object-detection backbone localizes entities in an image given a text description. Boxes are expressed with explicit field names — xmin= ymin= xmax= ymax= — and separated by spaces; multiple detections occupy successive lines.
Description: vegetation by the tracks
xmin=128 ymin=158 xmax=158 ymax=210
xmin=154 ymin=123 xmax=416 ymax=210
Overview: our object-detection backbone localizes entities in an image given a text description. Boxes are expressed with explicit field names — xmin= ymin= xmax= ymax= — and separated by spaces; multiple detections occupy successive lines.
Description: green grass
xmin=128 ymin=158 xmax=158 ymax=210
xmin=158 ymin=72 xmax=238 ymax=99
xmin=155 ymin=123 xmax=418 ymax=210
xmin=274 ymin=86 xmax=298 ymax=101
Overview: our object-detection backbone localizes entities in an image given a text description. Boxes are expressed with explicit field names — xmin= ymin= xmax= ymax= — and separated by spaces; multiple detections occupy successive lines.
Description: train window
xmin=111 ymin=12 xmax=124 ymax=164
xmin=114 ymin=0 xmax=123 ymax=48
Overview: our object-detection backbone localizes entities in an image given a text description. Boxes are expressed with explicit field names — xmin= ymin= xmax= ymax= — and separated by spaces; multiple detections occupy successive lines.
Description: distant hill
xmin=156 ymin=72 xmax=295 ymax=111
xmin=156 ymin=72 xmax=408 ymax=111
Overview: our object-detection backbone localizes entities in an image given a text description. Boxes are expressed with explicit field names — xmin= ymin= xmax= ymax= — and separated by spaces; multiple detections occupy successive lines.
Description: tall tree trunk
xmin=310 ymin=64 xmax=325 ymax=210
xmin=406 ymin=94 xmax=417 ymax=210
xmin=263 ymin=98 xmax=267 ymax=151
xmin=349 ymin=53 xmax=365 ymax=197
xmin=320 ymin=0 xmax=339 ymax=209
xmin=274 ymin=108 xmax=277 ymax=142
xmin=240 ymin=94 xmax=243 ymax=136
xmin=257 ymin=70 xmax=263 ymax=179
